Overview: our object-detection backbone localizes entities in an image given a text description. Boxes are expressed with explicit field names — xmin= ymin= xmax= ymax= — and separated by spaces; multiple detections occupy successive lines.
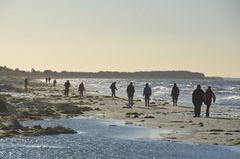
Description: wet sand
xmin=0 ymin=77 xmax=240 ymax=146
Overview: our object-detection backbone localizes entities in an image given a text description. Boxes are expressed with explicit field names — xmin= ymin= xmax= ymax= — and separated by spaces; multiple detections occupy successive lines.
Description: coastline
xmin=0 ymin=77 xmax=240 ymax=146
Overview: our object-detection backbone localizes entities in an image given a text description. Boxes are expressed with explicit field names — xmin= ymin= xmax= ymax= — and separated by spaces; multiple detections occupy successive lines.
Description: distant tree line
xmin=0 ymin=65 xmax=218 ymax=79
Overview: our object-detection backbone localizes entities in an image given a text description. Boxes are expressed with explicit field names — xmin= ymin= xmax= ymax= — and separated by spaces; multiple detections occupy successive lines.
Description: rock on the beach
xmin=43 ymin=126 xmax=76 ymax=135
xmin=0 ymin=96 xmax=16 ymax=113
xmin=0 ymin=125 xmax=77 ymax=138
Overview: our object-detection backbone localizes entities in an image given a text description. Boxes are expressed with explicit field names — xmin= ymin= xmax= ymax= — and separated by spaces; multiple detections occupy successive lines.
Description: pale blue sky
xmin=0 ymin=0 xmax=239 ymax=77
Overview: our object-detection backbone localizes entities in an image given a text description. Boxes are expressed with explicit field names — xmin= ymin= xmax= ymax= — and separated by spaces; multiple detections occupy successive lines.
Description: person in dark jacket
xmin=64 ymin=80 xmax=71 ymax=97
xmin=53 ymin=79 xmax=57 ymax=87
xmin=143 ymin=83 xmax=152 ymax=107
xmin=171 ymin=83 xmax=180 ymax=106
xmin=204 ymin=86 xmax=216 ymax=117
xmin=192 ymin=85 xmax=205 ymax=117
xmin=48 ymin=77 xmax=51 ymax=83
xmin=110 ymin=82 xmax=117 ymax=98
xmin=24 ymin=78 xmax=28 ymax=90
xmin=78 ymin=82 xmax=86 ymax=98
xmin=127 ymin=82 xmax=135 ymax=107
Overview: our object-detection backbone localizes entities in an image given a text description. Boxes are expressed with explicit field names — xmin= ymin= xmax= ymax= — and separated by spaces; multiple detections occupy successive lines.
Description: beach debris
xmin=0 ymin=116 xmax=77 ymax=137
xmin=70 ymin=95 xmax=80 ymax=99
xmin=55 ymin=103 xmax=83 ymax=114
xmin=88 ymin=99 xmax=94 ymax=102
xmin=122 ymin=106 xmax=132 ymax=109
xmin=125 ymin=121 xmax=133 ymax=125
xmin=79 ymin=101 xmax=91 ymax=105
xmin=41 ymin=126 xmax=76 ymax=135
xmin=33 ymin=125 xmax=42 ymax=129
xmin=1 ymin=116 xmax=23 ymax=130
xmin=225 ymin=133 xmax=233 ymax=135
xmin=191 ymin=122 xmax=204 ymax=127
xmin=2 ymin=126 xmax=77 ymax=137
xmin=144 ymin=116 xmax=155 ymax=118
xmin=210 ymin=133 xmax=220 ymax=135
xmin=0 ymin=96 xmax=11 ymax=113
xmin=168 ymin=137 xmax=177 ymax=140
xmin=51 ymin=95 xmax=62 ymax=98
xmin=162 ymin=102 xmax=170 ymax=106
xmin=109 ymin=125 xmax=117 ymax=127
xmin=78 ymin=106 xmax=93 ymax=112
xmin=79 ymin=101 xmax=84 ymax=105
xmin=126 ymin=112 xmax=142 ymax=118
xmin=209 ymin=129 xmax=224 ymax=132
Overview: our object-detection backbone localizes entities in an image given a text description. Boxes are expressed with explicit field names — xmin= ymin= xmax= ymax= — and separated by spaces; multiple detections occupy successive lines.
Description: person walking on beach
xmin=110 ymin=82 xmax=117 ymax=98
xmin=204 ymin=86 xmax=216 ymax=117
xmin=192 ymin=85 xmax=205 ymax=117
xmin=24 ymin=78 xmax=28 ymax=90
xmin=45 ymin=77 xmax=48 ymax=83
xmin=78 ymin=82 xmax=85 ymax=98
xmin=64 ymin=80 xmax=71 ymax=97
xmin=48 ymin=77 xmax=51 ymax=83
xmin=127 ymin=82 xmax=135 ymax=107
xmin=171 ymin=83 xmax=180 ymax=106
xmin=53 ymin=79 xmax=57 ymax=87
xmin=143 ymin=83 xmax=152 ymax=107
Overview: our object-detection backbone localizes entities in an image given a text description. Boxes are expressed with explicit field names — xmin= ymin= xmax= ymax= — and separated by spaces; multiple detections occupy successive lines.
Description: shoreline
xmin=0 ymin=78 xmax=240 ymax=146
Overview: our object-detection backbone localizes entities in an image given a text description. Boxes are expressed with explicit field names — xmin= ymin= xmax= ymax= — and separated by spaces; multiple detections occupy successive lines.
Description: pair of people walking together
xmin=192 ymin=85 xmax=216 ymax=117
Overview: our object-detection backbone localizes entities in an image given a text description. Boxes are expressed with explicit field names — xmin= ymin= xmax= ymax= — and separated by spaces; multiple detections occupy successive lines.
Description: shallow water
xmin=0 ymin=118 xmax=239 ymax=159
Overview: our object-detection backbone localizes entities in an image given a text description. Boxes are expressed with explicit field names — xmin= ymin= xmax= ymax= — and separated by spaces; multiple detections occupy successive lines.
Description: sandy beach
xmin=0 ymin=77 xmax=240 ymax=146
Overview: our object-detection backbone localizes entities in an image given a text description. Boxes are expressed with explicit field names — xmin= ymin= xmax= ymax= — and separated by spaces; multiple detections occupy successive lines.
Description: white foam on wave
xmin=4 ymin=143 xmax=66 ymax=149
xmin=222 ymin=95 xmax=240 ymax=100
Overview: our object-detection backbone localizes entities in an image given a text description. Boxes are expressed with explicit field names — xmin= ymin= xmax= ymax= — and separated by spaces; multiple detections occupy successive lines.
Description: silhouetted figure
xmin=204 ymin=86 xmax=216 ymax=117
xmin=171 ymin=83 xmax=180 ymax=106
xmin=127 ymin=82 xmax=135 ymax=107
xmin=192 ymin=85 xmax=205 ymax=117
xmin=78 ymin=82 xmax=85 ymax=98
xmin=24 ymin=78 xmax=28 ymax=90
xmin=143 ymin=83 xmax=152 ymax=106
xmin=110 ymin=82 xmax=117 ymax=98
xmin=53 ymin=79 xmax=57 ymax=87
xmin=48 ymin=77 xmax=51 ymax=83
xmin=64 ymin=80 xmax=71 ymax=97
xmin=45 ymin=77 xmax=48 ymax=83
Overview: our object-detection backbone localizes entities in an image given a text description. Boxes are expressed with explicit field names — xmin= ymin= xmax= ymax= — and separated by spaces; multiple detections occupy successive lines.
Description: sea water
xmin=48 ymin=78 xmax=240 ymax=108
xmin=0 ymin=118 xmax=239 ymax=159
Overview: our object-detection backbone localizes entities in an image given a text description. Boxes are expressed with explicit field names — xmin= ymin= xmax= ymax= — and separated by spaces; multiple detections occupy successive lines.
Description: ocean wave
xmin=38 ymin=78 xmax=240 ymax=108
xmin=220 ymin=96 xmax=240 ymax=100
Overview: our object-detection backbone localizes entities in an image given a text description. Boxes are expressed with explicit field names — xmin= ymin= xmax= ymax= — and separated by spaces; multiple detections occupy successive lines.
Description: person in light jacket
xmin=143 ymin=83 xmax=152 ymax=107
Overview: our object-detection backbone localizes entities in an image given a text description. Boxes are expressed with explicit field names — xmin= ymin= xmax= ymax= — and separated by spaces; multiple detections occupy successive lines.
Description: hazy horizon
xmin=0 ymin=0 xmax=239 ymax=78
xmin=0 ymin=65 xmax=234 ymax=79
